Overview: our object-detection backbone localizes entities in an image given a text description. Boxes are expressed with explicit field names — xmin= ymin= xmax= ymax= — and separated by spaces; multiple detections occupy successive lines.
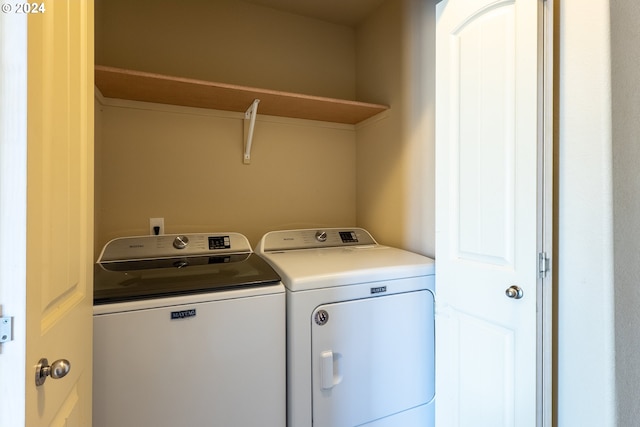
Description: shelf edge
xmin=94 ymin=65 xmax=389 ymax=125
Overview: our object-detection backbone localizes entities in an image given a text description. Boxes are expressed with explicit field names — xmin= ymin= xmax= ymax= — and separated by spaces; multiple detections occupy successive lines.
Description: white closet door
xmin=435 ymin=0 xmax=551 ymax=426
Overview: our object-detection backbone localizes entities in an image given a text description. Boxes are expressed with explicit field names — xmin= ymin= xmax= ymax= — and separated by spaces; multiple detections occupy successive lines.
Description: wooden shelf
xmin=95 ymin=65 xmax=388 ymax=125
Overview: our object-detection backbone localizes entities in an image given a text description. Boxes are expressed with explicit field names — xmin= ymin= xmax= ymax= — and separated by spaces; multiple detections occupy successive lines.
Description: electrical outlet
xmin=149 ymin=217 xmax=164 ymax=235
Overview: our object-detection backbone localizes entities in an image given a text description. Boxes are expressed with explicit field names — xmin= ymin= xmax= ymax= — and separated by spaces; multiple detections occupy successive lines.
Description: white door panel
xmin=436 ymin=0 xmax=550 ymax=426
xmin=23 ymin=1 xmax=95 ymax=425
xmin=457 ymin=314 xmax=515 ymax=426
xmin=93 ymin=293 xmax=285 ymax=427
xmin=311 ymin=290 xmax=435 ymax=427
xmin=455 ymin=3 xmax=516 ymax=267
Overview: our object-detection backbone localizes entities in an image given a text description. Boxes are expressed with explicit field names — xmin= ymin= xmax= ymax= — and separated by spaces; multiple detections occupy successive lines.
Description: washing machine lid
xmin=94 ymin=233 xmax=281 ymax=305
xmin=256 ymin=228 xmax=434 ymax=291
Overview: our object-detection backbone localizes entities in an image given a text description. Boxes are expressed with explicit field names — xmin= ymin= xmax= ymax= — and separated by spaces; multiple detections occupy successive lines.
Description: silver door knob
xmin=505 ymin=285 xmax=524 ymax=299
xmin=35 ymin=358 xmax=71 ymax=386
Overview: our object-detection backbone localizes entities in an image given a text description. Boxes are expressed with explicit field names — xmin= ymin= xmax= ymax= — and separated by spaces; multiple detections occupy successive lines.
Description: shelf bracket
xmin=243 ymin=99 xmax=260 ymax=164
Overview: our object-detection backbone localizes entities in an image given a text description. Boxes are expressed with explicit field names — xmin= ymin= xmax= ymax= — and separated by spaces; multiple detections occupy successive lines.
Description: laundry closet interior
xmin=93 ymin=0 xmax=436 ymax=258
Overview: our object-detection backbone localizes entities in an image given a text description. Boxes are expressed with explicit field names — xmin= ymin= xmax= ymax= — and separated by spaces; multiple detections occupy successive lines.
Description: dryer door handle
xmin=320 ymin=350 xmax=343 ymax=390
xmin=320 ymin=350 xmax=334 ymax=390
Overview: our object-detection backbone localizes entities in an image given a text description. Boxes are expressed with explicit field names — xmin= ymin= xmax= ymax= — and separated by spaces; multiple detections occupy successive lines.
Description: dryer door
xmin=311 ymin=289 xmax=435 ymax=427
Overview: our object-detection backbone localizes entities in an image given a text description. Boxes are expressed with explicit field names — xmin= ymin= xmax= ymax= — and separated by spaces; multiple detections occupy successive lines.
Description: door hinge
xmin=0 ymin=317 xmax=13 ymax=344
xmin=0 ymin=316 xmax=13 ymax=343
xmin=538 ymin=252 xmax=550 ymax=278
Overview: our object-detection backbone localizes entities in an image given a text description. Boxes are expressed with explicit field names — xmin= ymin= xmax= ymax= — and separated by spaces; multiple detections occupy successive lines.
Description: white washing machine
xmin=93 ymin=232 xmax=285 ymax=427
xmin=255 ymin=228 xmax=435 ymax=427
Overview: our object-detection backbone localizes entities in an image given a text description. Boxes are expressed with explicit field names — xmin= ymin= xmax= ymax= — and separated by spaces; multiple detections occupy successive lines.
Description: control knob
xmin=173 ymin=235 xmax=189 ymax=249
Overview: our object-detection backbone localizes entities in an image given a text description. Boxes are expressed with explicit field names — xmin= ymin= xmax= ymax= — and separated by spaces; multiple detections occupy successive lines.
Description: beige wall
xmin=94 ymin=96 xmax=356 ymax=253
xmin=355 ymin=0 xmax=435 ymax=256
xmin=610 ymin=0 xmax=640 ymax=427
xmin=612 ymin=2 xmax=640 ymax=423
xmin=95 ymin=0 xmax=356 ymax=99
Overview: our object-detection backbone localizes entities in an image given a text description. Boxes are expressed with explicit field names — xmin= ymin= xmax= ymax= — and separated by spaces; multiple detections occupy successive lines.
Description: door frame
xmin=539 ymin=0 xmax=554 ymax=425
xmin=0 ymin=11 xmax=28 ymax=427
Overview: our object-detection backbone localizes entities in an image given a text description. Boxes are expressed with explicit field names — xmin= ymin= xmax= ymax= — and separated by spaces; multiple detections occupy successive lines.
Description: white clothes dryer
xmin=255 ymin=228 xmax=435 ymax=427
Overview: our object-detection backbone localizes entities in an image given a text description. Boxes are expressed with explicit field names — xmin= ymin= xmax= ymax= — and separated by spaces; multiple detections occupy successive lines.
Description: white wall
xmin=610 ymin=1 xmax=640 ymax=425
xmin=556 ymin=0 xmax=616 ymax=424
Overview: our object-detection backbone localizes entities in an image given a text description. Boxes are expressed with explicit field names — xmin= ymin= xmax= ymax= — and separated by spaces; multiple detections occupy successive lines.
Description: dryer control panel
xmin=256 ymin=228 xmax=377 ymax=252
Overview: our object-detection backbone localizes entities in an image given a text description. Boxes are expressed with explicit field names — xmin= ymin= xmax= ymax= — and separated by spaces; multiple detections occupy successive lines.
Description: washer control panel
xmin=98 ymin=232 xmax=248 ymax=262
xmin=257 ymin=228 xmax=378 ymax=252
xmin=338 ymin=231 xmax=359 ymax=243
